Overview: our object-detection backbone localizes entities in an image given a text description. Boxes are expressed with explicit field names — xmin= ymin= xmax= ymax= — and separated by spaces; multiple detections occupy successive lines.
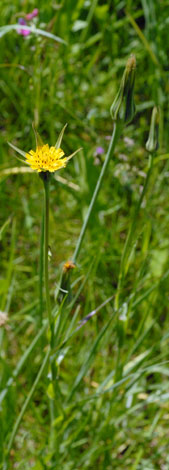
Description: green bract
xmin=110 ymin=55 xmax=136 ymax=125
xmin=146 ymin=106 xmax=159 ymax=153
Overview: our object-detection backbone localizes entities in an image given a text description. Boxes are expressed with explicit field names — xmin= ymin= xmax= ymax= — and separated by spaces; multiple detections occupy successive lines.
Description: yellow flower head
xmin=8 ymin=124 xmax=81 ymax=175
xmin=25 ymin=144 xmax=68 ymax=173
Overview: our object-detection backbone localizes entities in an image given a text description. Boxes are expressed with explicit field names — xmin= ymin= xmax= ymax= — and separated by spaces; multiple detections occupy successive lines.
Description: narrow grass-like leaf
xmin=0 ymin=24 xmax=67 ymax=44
xmin=0 ymin=167 xmax=33 ymax=178
xmin=67 ymin=314 xmax=115 ymax=402
xmin=0 ymin=321 xmax=47 ymax=406
xmin=1 ymin=219 xmax=16 ymax=312
xmin=0 ymin=216 xmax=11 ymax=241
xmin=6 ymin=348 xmax=50 ymax=456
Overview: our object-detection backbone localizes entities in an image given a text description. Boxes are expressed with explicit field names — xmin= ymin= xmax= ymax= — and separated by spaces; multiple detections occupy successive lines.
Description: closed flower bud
xmin=110 ymin=55 xmax=136 ymax=125
xmin=58 ymin=261 xmax=76 ymax=304
xmin=146 ymin=106 xmax=159 ymax=153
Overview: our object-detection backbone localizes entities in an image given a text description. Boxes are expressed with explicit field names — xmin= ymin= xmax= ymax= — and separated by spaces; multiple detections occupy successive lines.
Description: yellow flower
xmin=8 ymin=124 xmax=82 ymax=174
xmin=25 ymin=144 xmax=68 ymax=173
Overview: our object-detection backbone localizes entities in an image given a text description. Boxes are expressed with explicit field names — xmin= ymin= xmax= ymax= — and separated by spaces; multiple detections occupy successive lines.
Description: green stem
xmin=115 ymin=153 xmax=154 ymax=311
xmin=80 ymin=0 xmax=99 ymax=43
xmin=39 ymin=208 xmax=44 ymax=327
xmin=72 ymin=122 xmax=122 ymax=263
xmin=43 ymin=177 xmax=52 ymax=329
xmin=43 ymin=175 xmax=59 ymax=449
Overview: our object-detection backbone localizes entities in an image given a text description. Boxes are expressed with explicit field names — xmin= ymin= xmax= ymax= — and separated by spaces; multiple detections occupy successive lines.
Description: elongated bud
xmin=58 ymin=261 xmax=76 ymax=304
xmin=110 ymin=55 xmax=136 ymax=125
xmin=146 ymin=106 xmax=159 ymax=153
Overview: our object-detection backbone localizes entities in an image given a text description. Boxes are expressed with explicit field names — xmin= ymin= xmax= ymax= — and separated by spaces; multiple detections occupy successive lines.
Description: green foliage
xmin=0 ymin=1 xmax=169 ymax=469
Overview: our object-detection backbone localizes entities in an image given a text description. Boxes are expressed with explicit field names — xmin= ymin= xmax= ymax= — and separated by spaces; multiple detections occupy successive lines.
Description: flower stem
xmin=43 ymin=176 xmax=52 ymax=330
xmin=72 ymin=122 xmax=122 ymax=263
xmin=43 ymin=175 xmax=59 ymax=452
xmin=39 ymin=207 xmax=44 ymax=327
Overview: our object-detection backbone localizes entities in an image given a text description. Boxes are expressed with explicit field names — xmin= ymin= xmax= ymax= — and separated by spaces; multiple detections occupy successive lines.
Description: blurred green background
xmin=1 ymin=1 xmax=169 ymax=469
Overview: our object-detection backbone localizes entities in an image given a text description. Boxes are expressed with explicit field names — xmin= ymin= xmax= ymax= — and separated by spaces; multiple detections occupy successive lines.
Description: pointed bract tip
xmin=126 ymin=54 xmax=136 ymax=71
xmin=110 ymin=54 xmax=136 ymax=125
xmin=146 ymin=106 xmax=159 ymax=153
xmin=32 ymin=122 xmax=44 ymax=148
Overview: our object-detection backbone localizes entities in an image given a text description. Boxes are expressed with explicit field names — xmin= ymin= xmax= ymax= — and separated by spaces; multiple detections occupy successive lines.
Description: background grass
xmin=0 ymin=1 xmax=169 ymax=469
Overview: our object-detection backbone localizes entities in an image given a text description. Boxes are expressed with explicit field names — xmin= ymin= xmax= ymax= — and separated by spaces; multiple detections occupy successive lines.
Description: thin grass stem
xmin=114 ymin=153 xmax=154 ymax=381
xmin=0 ymin=321 xmax=47 ymax=407
xmin=115 ymin=153 xmax=154 ymax=311
xmin=5 ymin=348 xmax=50 ymax=462
xmin=72 ymin=122 xmax=122 ymax=263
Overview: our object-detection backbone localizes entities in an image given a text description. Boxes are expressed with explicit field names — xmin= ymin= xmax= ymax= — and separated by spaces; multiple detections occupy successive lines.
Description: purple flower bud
xmin=18 ymin=18 xmax=30 ymax=36
xmin=95 ymin=146 xmax=105 ymax=156
xmin=18 ymin=18 xmax=27 ymax=25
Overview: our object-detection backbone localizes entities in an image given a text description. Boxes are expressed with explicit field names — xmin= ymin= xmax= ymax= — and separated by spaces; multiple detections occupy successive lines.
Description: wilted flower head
xmin=0 ymin=311 xmax=8 ymax=327
xmin=63 ymin=260 xmax=76 ymax=272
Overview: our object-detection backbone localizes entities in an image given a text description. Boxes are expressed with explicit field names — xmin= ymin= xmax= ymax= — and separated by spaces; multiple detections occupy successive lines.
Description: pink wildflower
xmin=94 ymin=146 xmax=105 ymax=156
xmin=18 ymin=18 xmax=30 ymax=36
xmin=26 ymin=9 xmax=39 ymax=20
xmin=18 ymin=9 xmax=38 ymax=37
